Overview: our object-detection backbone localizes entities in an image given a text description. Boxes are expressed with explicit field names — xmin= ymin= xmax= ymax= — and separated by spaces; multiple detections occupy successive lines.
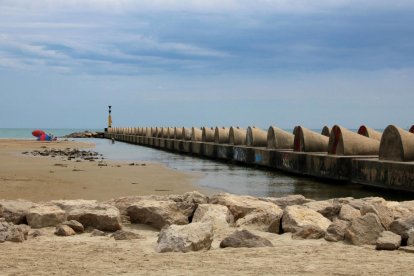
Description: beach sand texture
xmin=1 ymin=139 xmax=414 ymax=275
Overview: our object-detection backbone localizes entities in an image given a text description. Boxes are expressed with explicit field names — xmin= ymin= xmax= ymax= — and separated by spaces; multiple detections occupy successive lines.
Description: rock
xmin=26 ymin=204 xmax=66 ymax=228
xmin=91 ymin=229 xmax=106 ymax=237
xmin=324 ymin=219 xmax=350 ymax=242
xmin=259 ymin=195 xmax=313 ymax=209
xmin=18 ymin=224 xmax=31 ymax=239
xmin=292 ymin=225 xmax=326 ymax=240
xmin=220 ymin=229 xmax=273 ymax=248
xmin=345 ymin=213 xmax=385 ymax=245
xmin=400 ymin=200 xmax=414 ymax=213
xmin=209 ymin=193 xmax=284 ymax=232
xmin=408 ymin=229 xmax=414 ymax=246
xmin=192 ymin=204 xmax=234 ymax=228
xmin=376 ymin=231 xmax=401 ymax=250
xmin=282 ymin=205 xmax=331 ymax=234
xmin=62 ymin=220 xmax=84 ymax=233
xmin=235 ymin=208 xmax=283 ymax=233
xmin=127 ymin=200 xmax=189 ymax=230
xmin=0 ymin=200 xmax=34 ymax=224
xmin=156 ymin=222 xmax=213 ymax=253
xmin=0 ymin=221 xmax=25 ymax=242
xmin=29 ymin=230 xmax=43 ymax=238
xmin=360 ymin=203 xmax=394 ymax=230
xmin=55 ymin=225 xmax=76 ymax=236
xmin=338 ymin=204 xmax=360 ymax=222
xmin=111 ymin=230 xmax=142 ymax=240
xmin=0 ymin=204 xmax=3 ymax=217
xmin=385 ymin=201 xmax=411 ymax=220
xmin=304 ymin=200 xmax=341 ymax=221
xmin=56 ymin=201 xmax=122 ymax=232
xmin=389 ymin=216 xmax=414 ymax=241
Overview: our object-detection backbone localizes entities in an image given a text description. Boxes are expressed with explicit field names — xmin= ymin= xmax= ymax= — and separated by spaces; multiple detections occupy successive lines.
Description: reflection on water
xmin=82 ymin=138 xmax=414 ymax=201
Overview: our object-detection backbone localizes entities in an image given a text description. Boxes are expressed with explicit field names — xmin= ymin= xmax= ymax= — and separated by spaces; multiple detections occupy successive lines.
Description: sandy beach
xmin=1 ymin=139 xmax=414 ymax=275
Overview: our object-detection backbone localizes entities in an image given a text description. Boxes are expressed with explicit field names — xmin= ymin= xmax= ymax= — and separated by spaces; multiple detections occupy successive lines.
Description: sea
xmin=1 ymin=128 xmax=412 ymax=201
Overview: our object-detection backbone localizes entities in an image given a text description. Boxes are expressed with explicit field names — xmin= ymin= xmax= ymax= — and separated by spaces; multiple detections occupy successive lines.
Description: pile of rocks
xmin=62 ymin=131 xmax=104 ymax=138
xmin=28 ymin=148 xmax=102 ymax=161
xmin=1 ymin=192 xmax=414 ymax=253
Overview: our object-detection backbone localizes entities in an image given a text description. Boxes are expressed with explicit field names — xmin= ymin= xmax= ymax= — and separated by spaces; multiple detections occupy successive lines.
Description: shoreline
xmin=0 ymin=139 xmax=213 ymax=202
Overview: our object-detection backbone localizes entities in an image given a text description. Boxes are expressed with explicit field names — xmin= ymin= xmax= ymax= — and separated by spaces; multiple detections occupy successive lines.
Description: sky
xmin=0 ymin=0 xmax=413 ymax=130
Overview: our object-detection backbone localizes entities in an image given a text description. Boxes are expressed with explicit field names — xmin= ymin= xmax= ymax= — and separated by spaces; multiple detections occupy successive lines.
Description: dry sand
xmin=0 ymin=139 xmax=413 ymax=275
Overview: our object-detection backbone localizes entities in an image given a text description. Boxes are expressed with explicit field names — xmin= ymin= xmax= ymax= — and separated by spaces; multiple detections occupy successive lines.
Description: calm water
xmin=77 ymin=138 xmax=414 ymax=201
xmin=0 ymin=128 xmax=100 ymax=139
xmin=2 ymin=128 xmax=411 ymax=201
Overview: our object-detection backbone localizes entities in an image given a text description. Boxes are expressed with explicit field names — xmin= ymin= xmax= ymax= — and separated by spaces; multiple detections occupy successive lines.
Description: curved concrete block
xmin=229 ymin=127 xmax=246 ymax=145
xmin=182 ymin=127 xmax=192 ymax=141
xmin=191 ymin=127 xmax=202 ymax=141
xmin=202 ymin=127 xmax=215 ymax=142
xmin=379 ymin=125 xmax=414 ymax=161
xmin=174 ymin=127 xmax=183 ymax=139
xmin=246 ymin=127 xmax=267 ymax=147
xmin=267 ymin=126 xmax=294 ymax=149
xmin=167 ymin=127 xmax=175 ymax=139
xmin=328 ymin=125 xmax=380 ymax=155
xmin=357 ymin=125 xmax=382 ymax=141
xmin=155 ymin=127 xmax=163 ymax=137
xmin=321 ymin=126 xmax=331 ymax=137
xmin=214 ymin=127 xmax=230 ymax=144
xmin=294 ymin=126 xmax=329 ymax=152
xmin=410 ymin=125 xmax=414 ymax=133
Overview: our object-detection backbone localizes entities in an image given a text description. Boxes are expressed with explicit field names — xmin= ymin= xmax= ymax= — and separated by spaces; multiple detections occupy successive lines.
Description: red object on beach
xmin=32 ymin=130 xmax=46 ymax=137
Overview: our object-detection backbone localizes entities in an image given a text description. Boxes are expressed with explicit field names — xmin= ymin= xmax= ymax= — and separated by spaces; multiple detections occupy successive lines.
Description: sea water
xmin=1 ymin=128 xmax=411 ymax=200
xmin=0 ymin=128 xmax=100 ymax=139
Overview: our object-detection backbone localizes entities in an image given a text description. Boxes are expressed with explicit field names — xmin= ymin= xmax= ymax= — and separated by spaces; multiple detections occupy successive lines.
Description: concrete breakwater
xmin=104 ymin=124 xmax=414 ymax=193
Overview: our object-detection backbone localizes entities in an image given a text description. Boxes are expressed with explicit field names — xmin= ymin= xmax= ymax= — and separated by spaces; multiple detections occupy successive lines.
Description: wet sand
xmin=0 ymin=139 xmax=210 ymax=202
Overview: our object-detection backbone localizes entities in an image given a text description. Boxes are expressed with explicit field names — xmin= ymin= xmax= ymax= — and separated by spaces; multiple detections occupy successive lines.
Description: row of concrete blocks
xmin=104 ymin=126 xmax=414 ymax=192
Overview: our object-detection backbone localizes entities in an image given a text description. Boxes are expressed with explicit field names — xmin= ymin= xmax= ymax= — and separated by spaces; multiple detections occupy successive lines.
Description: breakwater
xmin=104 ymin=124 xmax=414 ymax=193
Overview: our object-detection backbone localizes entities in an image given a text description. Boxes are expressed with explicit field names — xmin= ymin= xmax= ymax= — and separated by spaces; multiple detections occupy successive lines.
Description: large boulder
xmin=0 ymin=219 xmax=25 ymax=243
xmin=259 ymin=195 xmax=313 ymax=209
xmin=26 ymin=204 xmax=66 ymax=228
xmin=0 ymin=200 xmax=34 ymax=224
xmin=376 ymin=231 xmax=401 ymax=250
xmin=345 ymin=213 xmax=385 ymax=245
xmin=389 ymin=216 xmax=414 ymax=241
xmin=62 ymin=220 xmax=84 ymax=233
xmin=385 ymin=201 xmax=411 ymax=220
xmin=338 ymin=204 xmax=360 ymax=222
xmin=156 ymin=222 xmax=213 ymax=253
xmin=324 ymin=219 xmax=350 ymax=242
xmin=360 ymin=203 xmax=394 ymax=230
xmin=209 ymin=193 xmax=283 ymax=233
xmin=192 ymin=204 xmax=234 ymax=229
xmin=53 ymin=200 xmax=121 ymax=232
xmin=220 ymin=229 xmax=273 ymax=248
xmin=407 ymin=229 xmax=414 ymax=246
xmin=292 ymin=225 xmax=326 ymax=240
xmin=282 ymin=205 xmax=331 ymax=235
xmin=127 ymin=200 xmax=189 ymax=230
xmin=303 ymin=200 xmax=341 ymax=221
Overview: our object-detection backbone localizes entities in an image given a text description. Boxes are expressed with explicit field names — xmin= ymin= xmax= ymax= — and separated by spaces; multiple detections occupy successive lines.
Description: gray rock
xmin=282 ymin=205 xmax=331 ymax=234
xmin=376 ymin=231 xmax=401 ymax=250
xmin=345 ymin=213 xmax=385 ymax=245
xmin=90 ymin=229 xmax=106 ymax=237
xmin=361 ymin=203 xmax=394 ymax=230
xmin=29 ymin=230 xmax=43 ymax=238
xmin=292 ymin=225 xmax=325 ymax=240
xmin=0 ymin=221 xmax=25 ymax=242
xmin=193 ymin=204 xmax=234 ymax=228
xmin=304 ymin=200 xmax=341 ymax=221
xmin=389 ymin=216 xmax=414 ymax=240
xmin=324 ymin=219 xmax=350 ymax=242
xmin=259 ymin=195 xmax=313 ymax=209
xmin=111 ymin=230 xmax=143 ymax=240
xmin=0 ymin=200 xmax=34 ymax=224
xmin=220 ymin=229 xmax=273 ymax=248
xmin=338 ymin=204 xmax=360 ymax=222
xmin=156 ymin=222 xmax=213 ymax=253
xmin=127 ymin=200 xmax=189 ymax=230
xmin=62 ymin=220 xmax=84 ymax=233
xmin=26 ymin=204 xmax=66 ymax=228
xmin=235 ymin=208 xmax=283 ymax=234
xmin=18 ymin=224 xmax=31 ymax=240
xmin=55 ymin=225 xmax=76 ymax=236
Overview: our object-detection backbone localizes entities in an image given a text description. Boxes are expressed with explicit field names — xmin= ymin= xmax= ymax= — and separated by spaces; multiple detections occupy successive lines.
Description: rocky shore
xmin=2 ymin=191 xmax=414 ymax=253
xmin=62 ymin=130 xmax=104 ymax=138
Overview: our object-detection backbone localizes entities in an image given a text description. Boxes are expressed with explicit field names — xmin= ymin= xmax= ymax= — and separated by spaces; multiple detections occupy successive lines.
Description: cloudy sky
xmin=0 ymin=0 xmax=413 ymax=129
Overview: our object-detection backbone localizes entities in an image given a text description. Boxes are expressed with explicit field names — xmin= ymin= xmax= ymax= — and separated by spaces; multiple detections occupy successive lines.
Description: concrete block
xmin=217 ymin=144 xmax=233 ymax=160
